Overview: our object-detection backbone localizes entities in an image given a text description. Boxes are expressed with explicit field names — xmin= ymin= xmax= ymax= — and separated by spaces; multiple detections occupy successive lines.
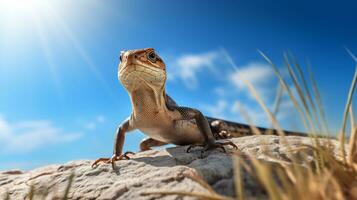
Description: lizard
xmin=92 ymin=48 xmax=307 ymax=169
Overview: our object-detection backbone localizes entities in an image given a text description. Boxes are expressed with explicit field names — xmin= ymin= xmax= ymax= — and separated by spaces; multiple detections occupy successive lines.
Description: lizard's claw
xmin=217 ymin=130 xmax=231 ymax=139
xmin=186 ymin=144 xmax=201 ymax=153
xmin=91 ymin=151 xmax=135 ymax=169
xmin=210 ymin=141 xmax=238 ymax=153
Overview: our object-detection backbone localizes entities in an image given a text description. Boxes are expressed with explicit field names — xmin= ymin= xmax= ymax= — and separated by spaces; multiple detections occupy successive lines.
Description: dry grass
xmin=232 ymin=52 xmax=357 ymax=200
xmin=144 ymin=51 xmax=357 ymax=200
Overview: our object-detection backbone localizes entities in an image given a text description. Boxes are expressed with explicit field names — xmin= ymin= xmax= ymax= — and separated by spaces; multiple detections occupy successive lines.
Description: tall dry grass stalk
xmin=349 ymin=105 xmax=357 ymax=164
xmin=289 ymin=53 xmax=324 ymax=133
xmin=306 ymin=61 xmax=331 ymax=134
xmin=339 ymin=67 xmax=357 ymax=164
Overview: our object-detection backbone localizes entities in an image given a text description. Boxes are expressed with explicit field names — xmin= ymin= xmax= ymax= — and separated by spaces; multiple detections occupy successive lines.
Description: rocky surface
xmin=0 ymin=135 xmax=342 ymax=200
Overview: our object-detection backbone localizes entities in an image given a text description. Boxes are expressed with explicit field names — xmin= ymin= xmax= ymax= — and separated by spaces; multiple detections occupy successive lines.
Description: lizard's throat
xmin=129 ymin=87 xmax=166 ymax=119
xmin=119 ymin=64 xmax=167 ymax=119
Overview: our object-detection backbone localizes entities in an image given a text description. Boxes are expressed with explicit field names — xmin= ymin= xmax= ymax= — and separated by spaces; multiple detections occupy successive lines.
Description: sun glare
xmin=0 ymin=0 xmax=114 ymax=98
xmin=0 ymin=0 xmax=47 ymax=16
xmin=0 ymin=0 xmax=51 ymax=33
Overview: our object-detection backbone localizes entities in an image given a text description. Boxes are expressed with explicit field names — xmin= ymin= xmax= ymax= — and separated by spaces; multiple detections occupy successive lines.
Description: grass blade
xmin=250 ymin=158 xmax=282 ymax=200
xmin=272 ymin=83 xmax=283 ymax=116
xmin=350 ymin=104 xmax=356 ymax=131
xmin=289 ymin=53 xmax=325 ymax=133
xmin=349 ymin=127 xmax=357 ymax=164
xmin=259 ymin=50 xmax=309 ymax=132
xmin=62 ymin=173 xmax=75 ymax=200
xmin=142 ymin=191 xmax=233 ymax=200
xmin=339 ymin=67 xmax=357 ymax=164
xmin=306 ymin=61 xmax=331 ymax=135
xmin=233 ymin=155 xmax=245 ymax=200
xmin=284 ymin=53 xmax=318 ymax=135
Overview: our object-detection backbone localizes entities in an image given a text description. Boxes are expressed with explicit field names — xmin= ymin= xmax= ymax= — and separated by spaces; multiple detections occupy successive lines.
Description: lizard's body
xmin=118 ymin=50 xmax=209 ymax=146
xmin=127 ymin=84 xmax=204 ymax=146
xmin=92 ymin=48 xmax=305 ymax=168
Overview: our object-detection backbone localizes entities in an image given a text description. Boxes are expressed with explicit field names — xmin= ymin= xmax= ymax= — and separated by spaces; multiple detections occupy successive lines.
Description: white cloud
xmin=229 ymin=63 xmax=274 ymax=89
xmin=207 ymin=60 xmax=297 ymax=127
xmin=229 ymin=62 xmax=277 ymax=102
xmin=231 ymin=100 xmax=268 ymax=126
xmin=83 ymin=115 xmax=106 ymax=131
xmin=201 ymin=100 xmax=229 ymax=119
xmin=231 ymin=97 xmax=299 ymax=130
xmin=0 ymin=116 xmax=81 ymax=153
xmin=164 ymin=48 xmax=301 ymax=130
xmin=168 ymin=51 xmax=219 ymax=89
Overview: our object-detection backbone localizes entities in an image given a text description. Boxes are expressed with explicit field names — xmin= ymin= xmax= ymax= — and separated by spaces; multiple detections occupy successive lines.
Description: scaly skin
xmin=92 ymin=48 xmax=305 ymax=169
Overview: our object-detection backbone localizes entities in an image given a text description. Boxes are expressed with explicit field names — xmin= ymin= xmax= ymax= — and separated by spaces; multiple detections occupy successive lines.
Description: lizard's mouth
xmin=118 ymin=63 xmax=166 ymax=91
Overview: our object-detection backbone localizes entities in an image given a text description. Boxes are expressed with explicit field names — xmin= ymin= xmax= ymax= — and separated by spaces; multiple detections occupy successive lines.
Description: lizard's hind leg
xmin=210 ymin=120 xmax=232 ymax=139
xmin=175 ymin=107 xmax=238 ymax=154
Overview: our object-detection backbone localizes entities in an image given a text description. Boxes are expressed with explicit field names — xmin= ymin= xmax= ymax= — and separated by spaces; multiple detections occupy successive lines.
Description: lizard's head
xmin=118 ymin=48 xmax=166 ymax=92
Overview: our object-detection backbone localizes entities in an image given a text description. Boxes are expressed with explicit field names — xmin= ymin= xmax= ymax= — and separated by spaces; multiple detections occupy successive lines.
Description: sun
xmin=0 ymin=0 xmax=47 ymax=16
xmin=0 ymin=0 xmax=51 ymax=33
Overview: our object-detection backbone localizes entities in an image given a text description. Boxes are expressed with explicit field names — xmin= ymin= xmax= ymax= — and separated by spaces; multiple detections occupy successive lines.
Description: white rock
xmin=0 ymin=136 xmax=342 ymax=200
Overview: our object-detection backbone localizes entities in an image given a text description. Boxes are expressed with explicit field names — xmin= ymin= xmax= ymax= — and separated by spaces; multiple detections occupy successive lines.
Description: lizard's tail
xmin=206 ymin=117 xmax=328 ymax=138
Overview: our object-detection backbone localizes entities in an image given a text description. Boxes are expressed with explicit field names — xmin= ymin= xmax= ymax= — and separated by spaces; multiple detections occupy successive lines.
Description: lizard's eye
xmin=147 ymin=51 xmax=157 ymax=63
xmin=119 ymin=51 xmax=125 ymax=62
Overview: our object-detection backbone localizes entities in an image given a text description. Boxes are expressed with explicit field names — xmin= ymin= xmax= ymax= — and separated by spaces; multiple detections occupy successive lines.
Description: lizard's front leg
xmin=176 ymin=107 xmax=238 ymax=153
xmin=140 ymin=138 xmax=167 ymax=151
xmin=92 ymin=118 xmax=134 ymax=169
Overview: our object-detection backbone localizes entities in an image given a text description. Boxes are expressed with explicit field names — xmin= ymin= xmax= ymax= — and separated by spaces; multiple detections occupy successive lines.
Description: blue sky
xmin=0 ymin=0 xmax=356 ymax=170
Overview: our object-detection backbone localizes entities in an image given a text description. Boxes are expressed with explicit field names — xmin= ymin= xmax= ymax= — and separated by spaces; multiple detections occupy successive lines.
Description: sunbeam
xmin=0 ymin=0 xmax=66 ymax=103
xmin=32 ymin=11 xmax=64 ymax=103
xmin=44 ymin=3 xmax=117 ymax=98
xmin=0 ymin=0 xmax=116 ymax=99
xmin=0 ymin=0 xmax=48 ymax=29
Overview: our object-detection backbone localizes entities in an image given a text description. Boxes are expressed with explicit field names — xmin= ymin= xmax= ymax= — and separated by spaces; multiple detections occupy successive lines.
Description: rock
xmin=0 ymin=135 xmax=343 ymax=200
